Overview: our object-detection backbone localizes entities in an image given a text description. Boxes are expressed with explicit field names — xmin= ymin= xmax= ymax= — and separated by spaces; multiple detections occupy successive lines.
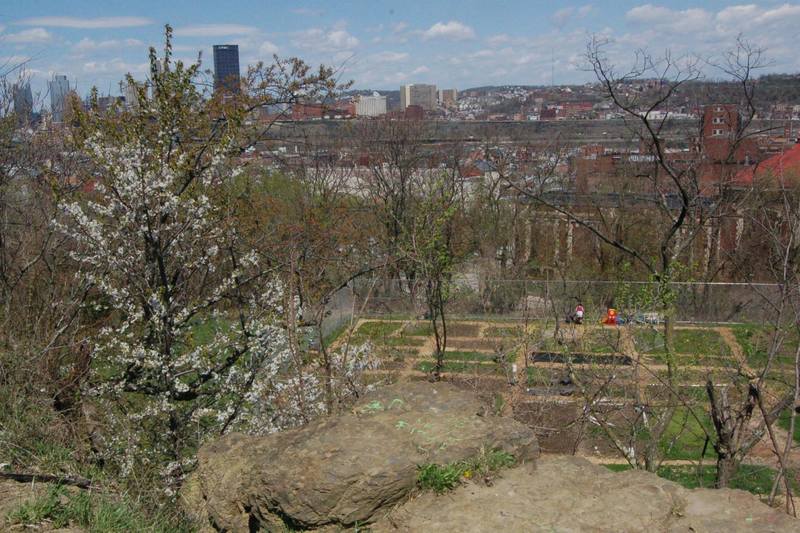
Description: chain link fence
xmin=349 ymin=277 xmax=787 ymax=324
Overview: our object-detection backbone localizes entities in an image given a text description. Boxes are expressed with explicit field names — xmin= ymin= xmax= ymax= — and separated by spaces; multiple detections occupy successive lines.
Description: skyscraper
xmin=400 ymin=84 xmax=437 ymax=111
xmin=213 ymin=45 xmax=241 ymax=93
xmin=438 ymin=89 xmax=458 ymax=108
xmin=12 ymin=82 xmax=33 ymax=127
xmin=355 ymin=92 xmax=387 ymax=117
xmin=48 ymin=74 xmax=70 ymax=123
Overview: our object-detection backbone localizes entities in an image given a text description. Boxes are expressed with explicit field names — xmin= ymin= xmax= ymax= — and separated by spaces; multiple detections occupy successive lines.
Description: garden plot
xmin=343 ymin=320 xmax=772 ymax=391
xmin=633 ymin=327 xmax=731 ymax=356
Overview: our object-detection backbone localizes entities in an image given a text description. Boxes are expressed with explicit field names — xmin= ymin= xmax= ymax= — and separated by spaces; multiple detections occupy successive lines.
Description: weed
xmin=416 ymin=449 xmax=516 ymax=493
xmin=7 ymin=485 xmax=188 ymax=533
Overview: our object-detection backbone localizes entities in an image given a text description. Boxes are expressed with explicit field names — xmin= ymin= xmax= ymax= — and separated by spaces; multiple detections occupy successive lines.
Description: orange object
xmin=603 ymin=308 xmax=617 ymax=325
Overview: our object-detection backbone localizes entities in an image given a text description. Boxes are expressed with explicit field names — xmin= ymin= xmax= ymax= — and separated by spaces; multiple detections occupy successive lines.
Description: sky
xmin=1 ymin=1 xmax=799 ymax=100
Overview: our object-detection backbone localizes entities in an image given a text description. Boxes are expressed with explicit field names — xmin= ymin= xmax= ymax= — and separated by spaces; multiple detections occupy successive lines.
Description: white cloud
xmin=626 ymin=4 xmax=712 ymax=33
xmin=553 ymin=5 xmax=593 ymax=27
xmin=0 ymin=54 xmax=33 ymax=68
xmin=82 ymin=58 xmax=149 ymax=75
xmin=469 ymin=49 xmax=495 ymax=59
xmin=72 ymin=38 xmax=144 ymax=54
xmin=259 ymin=40 xmax=279 ymax=55
xmin=372 ymin=51 xmax=408 ymax=62
xmin=391 ymin=22 xmax=408 ymax=33
xmin=422 ymin=21 xmax=475 ymax=41
xmin=716 ymin=3 xmax=800 ymax=29
xmin=17 ymin=16 xmax=152 ymax=29
xmin=411 ymin=65 xmax=430 ymax=75
xmin=292 ymin=27 xmax=359 ymax=51
xmin=174 ymin=24 xmax=258 ymax=37
xmin=0 ymin=28 xmax=52 ymax=44
xmin=487 ymin=33 xmax=511 ymax=46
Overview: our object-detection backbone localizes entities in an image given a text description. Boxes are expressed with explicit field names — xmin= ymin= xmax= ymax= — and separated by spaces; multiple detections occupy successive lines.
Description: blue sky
xmin=1 ymin=1 xmax=799 ymax=99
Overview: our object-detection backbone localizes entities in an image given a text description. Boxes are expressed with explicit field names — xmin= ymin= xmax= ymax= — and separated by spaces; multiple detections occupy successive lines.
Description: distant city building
xmin=400 ymin=84 xmax=437 ymax=111
xmin=355 ymin=92 xmax=387 ymax=117
xmin=213 ymin=45 xmax=241 ymax=93
xmin=97 ymin=95 xmax=124 ymax=113
xmin=120 ymin=79 xmax=146 ymax=110
xmin=12 ymin=82 xmax=33 ymax=126
xmin=438 ymin=88 xmax=458 ymax=108
xmin=48 ymin=74 xmax=70 ymax=123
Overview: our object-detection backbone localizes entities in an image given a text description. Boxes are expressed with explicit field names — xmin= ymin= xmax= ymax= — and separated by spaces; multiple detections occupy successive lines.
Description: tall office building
xmin=121 ymin=79 xmax=147 ymax=110
xmin=438 ymin=88 xmax=458 ymax=108
xmin=400 ymin=84 xmax=437 ymax=111
xmin=48 ymin=74 xmax=70 ymax=123
xmin=355 ymin=92 xmax=387 ymax=117
xmin=12 ymin=82 xmax=33 ymax=126
xmin=213 ymin=45 xmax=241 ymax=93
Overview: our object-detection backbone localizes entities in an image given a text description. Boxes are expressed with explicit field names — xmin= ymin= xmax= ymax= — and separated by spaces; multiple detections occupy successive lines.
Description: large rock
xmin=373 ymin=456 xmax=798 ymax=532
xmin=183 ymin=381 xmax=539 ymax=531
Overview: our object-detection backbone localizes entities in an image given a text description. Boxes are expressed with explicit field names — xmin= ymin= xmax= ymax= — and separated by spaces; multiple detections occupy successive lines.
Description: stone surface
xmin=182 ymin=381 xmax=539 ymax=530
xmin=373 ymin=456 xmax=798 ymax=533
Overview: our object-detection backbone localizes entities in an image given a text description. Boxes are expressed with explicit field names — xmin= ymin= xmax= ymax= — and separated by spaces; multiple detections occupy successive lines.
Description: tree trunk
xmin=663 ymin=311 xmax=675 ymax=355
xmin=716 ymin=454 xmax=739 ymax=488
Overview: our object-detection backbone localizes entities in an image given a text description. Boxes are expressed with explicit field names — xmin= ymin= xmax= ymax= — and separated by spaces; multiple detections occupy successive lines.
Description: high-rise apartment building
xmin=400 ymin=84 xmax=437 ymax=111
xmin=48 ymin=74 xmax=70 ymax=123
xmin=438 ymin=88 xmax=458 ymax=108
xmin=355 ymin=92 xmax=387 ymax=117
xmin=213 ymin=45 xmax=241 ymax=93
xmin=12 ymin=83 xmax=33 ymax=126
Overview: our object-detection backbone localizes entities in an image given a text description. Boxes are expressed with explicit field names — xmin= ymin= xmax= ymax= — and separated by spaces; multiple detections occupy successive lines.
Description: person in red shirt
xmin=574 ymin=303 xmax=585 ymax=324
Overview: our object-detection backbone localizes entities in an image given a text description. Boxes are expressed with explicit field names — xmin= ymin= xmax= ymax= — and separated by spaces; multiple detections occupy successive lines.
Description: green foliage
xmin=417 ymin=449 xmax=516 ymax=493
xmin=416 ymin=463 xmax=464 ymax=493
xmin=7 ymin=485 xmax=187 ymax=532
xmin=603 ymin=464 xmax=798 ymax=495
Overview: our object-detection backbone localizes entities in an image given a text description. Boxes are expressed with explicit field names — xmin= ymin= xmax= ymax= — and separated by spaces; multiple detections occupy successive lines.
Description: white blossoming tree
xmin=56 ymin=26 xmax=349 ymax=484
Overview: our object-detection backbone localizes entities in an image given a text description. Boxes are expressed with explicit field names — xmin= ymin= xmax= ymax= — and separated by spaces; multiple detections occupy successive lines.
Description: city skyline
xmin=2 ymin=1 xmax=800 ymax=101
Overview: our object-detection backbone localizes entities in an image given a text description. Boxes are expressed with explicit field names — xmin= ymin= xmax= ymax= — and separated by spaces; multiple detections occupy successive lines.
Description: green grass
xmin=602 ymin=464 xmax=798 ymax=495
xmin=778 ymin=408 xmax=800 ymax=444
xmin=322 ymin=321 xmax=350 ymax=346
xmin=443 ymin=350 xmax=497 ymax=362
xmin=6 ymin=485 xmax=185 ymax=533
xmin=731 ymin=324 xmax=797 ymax=367
xmin=650 ymin=354 xmax=735 ymax=368
xmin=447 ymin=322 xmax=481 ymax=337
xmin=417 ymin=450 xmax=516 ymax=493
xmin=403 ymin=321 xmax=433 ymax=336
xmin=484 ymin=326 xmax=524 ymax=338
xmin=380 ymin=336 xmax=426 ymax=347
xmin=659 ymin=407 xmax=716 ymax=460
xmin=415 ymin=360 xmax=503 ymax=374
xmin=634 ymin=328 xmax=730 ymax=356
xmin=354 ymin=321 xmax=402 ymax=339
xmin=582 ymin=328 xmax=623 ymax=353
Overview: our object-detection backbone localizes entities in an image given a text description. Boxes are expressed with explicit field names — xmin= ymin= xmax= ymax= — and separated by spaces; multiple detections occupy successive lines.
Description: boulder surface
xmin=373 ymin=455 xmax=798 ymax=532
xmin=182 ymin=381 xmax=539 ymax=530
